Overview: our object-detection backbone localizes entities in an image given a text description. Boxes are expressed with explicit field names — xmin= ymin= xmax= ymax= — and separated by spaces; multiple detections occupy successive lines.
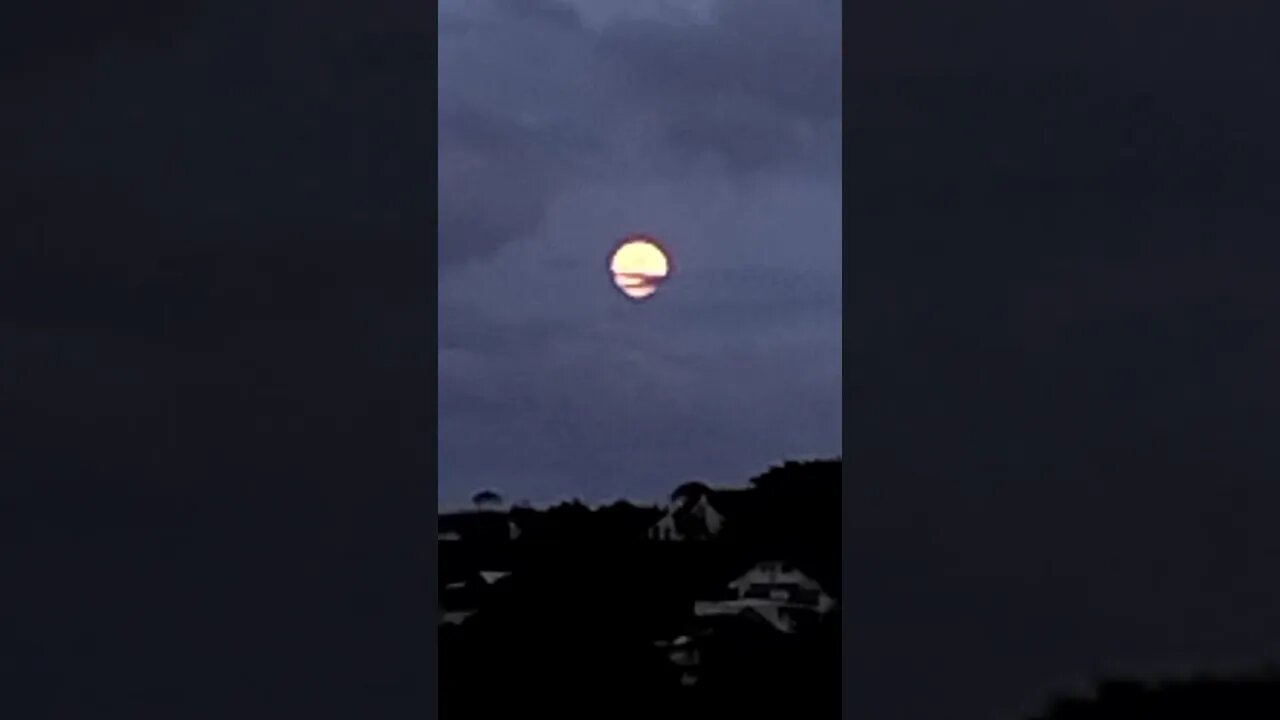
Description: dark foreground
xmin=439 ymin=460 xmax=841 ymax=718
xmin=441 ymin=543 xmax=840 ymax=718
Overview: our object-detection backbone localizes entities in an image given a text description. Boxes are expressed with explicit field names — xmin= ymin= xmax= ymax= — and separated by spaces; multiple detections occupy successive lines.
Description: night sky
xmin=850 ymin=2 xmax=1280 ymax=718
xmin=438 ymin=0 xmax=842 ymax=508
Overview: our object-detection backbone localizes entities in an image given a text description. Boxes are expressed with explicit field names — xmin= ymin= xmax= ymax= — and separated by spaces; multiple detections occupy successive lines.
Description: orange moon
xmin=609 ymin=236 xmax=671 ymax=301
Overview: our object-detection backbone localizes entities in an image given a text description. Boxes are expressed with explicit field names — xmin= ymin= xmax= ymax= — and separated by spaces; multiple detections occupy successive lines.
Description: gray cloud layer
xmin=437 ymin=0 xmax=842 ymax=506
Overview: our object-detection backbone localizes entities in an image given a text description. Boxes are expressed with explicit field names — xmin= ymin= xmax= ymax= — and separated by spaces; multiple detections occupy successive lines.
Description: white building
xmin=693 ymin=561 xmax=837 ymax=633
xmin=647 ymin=490 xmax=750 ymax=541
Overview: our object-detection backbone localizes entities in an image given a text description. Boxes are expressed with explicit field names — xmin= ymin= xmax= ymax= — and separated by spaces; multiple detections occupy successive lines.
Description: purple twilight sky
xmin=437 ymin=0 xmax=843 ymax=509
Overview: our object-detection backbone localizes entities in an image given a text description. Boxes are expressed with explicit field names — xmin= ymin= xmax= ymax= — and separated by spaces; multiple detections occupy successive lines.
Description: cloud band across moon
xmin=609 ymin=236 xmax=671 ymax=301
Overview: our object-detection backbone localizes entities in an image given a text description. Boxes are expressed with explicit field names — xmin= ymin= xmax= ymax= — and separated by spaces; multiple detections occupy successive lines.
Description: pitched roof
xmin=440 ymin=568 xmax=514 ymax=613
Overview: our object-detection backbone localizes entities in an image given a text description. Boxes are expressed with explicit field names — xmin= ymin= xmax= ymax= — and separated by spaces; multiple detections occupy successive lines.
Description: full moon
xmin=609 ymin=236 xmax=671 ymax=301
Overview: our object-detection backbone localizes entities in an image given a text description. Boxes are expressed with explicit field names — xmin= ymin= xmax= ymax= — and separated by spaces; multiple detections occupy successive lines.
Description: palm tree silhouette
xmin=471 ymin=489 xmax=503 ymax=511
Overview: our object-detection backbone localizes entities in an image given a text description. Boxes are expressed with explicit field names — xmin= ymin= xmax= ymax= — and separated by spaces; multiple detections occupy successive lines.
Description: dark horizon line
xmin=439 ymin=456 xmax=843 ymax=514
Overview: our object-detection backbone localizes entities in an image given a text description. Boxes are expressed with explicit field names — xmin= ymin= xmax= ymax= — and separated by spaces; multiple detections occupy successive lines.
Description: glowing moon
xmin=609 ymin=236 xmax=671 ymax=301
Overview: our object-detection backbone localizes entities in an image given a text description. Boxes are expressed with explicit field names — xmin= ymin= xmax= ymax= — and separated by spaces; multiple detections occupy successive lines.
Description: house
xmin=647 ymin=489 xmax=753 ymax=541
xmin=650 ymin=561 xmax=836 ymax=682
xmin=692 ymin=560 xmax=836 ymax=633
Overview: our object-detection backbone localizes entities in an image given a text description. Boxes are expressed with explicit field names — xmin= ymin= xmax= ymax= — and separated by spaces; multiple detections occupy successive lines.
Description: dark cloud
xmin=435 ymin=4 xmax=603 ymax=265
xmin=598 ymin=0 xmax=840 ymax=175
xmin=439 ymin=323 xmax=838 ymax=504
xmin=437 ymin=101 xmax=591 ymax=264
xmin=437 ymin=275 xmax=840 ymax=506
xmin=437 ymin=0 xmax=841 ymax=265
xmin=490 ymin=0 xmax=583 ymax=29
xmin=602 ymin=0 xmax=840 ymax=119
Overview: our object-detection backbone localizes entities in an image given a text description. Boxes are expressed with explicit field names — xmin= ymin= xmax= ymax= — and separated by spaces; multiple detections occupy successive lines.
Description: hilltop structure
xmin=647 ymin=489 xmax=753 ymax=541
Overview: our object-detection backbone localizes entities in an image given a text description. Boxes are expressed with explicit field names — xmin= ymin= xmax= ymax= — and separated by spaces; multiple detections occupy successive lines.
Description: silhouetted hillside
xmin=439 ymin=458 xmax=841 ymax=719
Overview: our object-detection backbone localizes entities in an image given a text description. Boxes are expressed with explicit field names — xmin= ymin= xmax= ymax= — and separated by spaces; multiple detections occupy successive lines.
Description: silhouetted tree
xmin=471 ymin=489 xmax=503 ymax=510
xmin=595 ymin=500 xmax=664 ymax=541
xmin=670 ymin=480 xmax=711 ymax=505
